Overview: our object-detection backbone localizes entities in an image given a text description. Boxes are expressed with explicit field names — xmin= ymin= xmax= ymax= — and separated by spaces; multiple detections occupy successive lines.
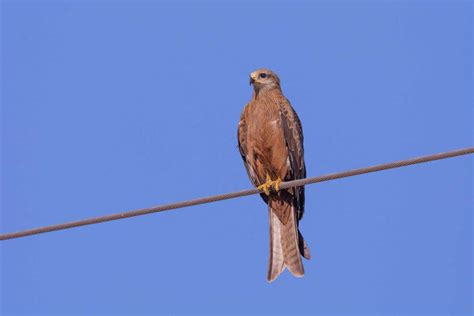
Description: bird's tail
xmin=267 ymin=198 xmax=310 ymax=282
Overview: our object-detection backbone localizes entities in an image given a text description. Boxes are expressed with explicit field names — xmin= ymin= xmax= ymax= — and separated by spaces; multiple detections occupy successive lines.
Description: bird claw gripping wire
xmin=257 ymin=174 xmax=282 ymax=196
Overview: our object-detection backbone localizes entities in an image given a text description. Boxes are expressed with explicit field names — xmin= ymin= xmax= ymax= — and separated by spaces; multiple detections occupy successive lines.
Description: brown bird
xmin=238 ymin=68 xmax=310 ymax=282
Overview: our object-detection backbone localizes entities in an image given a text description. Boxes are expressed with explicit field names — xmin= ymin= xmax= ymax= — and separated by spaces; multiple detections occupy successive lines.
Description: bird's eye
xmin=259 ymin=73 xmax=267 ymax=79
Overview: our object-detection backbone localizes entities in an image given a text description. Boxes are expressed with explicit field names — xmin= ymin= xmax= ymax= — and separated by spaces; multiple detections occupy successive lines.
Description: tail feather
xmin=299 ymin=230 xmax=311 ymax=260
xmin=267 ymin=199 xmax=309 ymax=282
xmin=268 ymin=209 xmax=285 ymax=282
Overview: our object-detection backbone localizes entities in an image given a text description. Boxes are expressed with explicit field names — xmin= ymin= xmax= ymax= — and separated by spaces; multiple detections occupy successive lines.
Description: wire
xmin=1 ymin=147 xmax=472 ymax=241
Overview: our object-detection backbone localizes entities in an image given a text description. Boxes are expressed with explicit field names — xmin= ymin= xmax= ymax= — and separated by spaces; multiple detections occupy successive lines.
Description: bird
xmin=237 ymin=68 xmax=310 ymax=282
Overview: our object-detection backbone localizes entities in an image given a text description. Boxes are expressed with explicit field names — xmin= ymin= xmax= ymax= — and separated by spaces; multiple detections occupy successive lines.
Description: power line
xmin=1 ymin=147 xmax=472 ymax=241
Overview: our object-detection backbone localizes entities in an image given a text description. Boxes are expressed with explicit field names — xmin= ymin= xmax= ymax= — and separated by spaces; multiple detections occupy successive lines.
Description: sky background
xmin=1 ymin=1 xmax=472 ymax=315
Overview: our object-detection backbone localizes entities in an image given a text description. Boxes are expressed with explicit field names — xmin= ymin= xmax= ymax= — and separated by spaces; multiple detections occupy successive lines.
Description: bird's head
xmin=249 ymin=68 xmax=281 ymax=94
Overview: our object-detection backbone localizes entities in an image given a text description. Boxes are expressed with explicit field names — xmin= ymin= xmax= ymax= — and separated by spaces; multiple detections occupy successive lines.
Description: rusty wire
xmin=1 ymin=147 xmax=472 ymax=241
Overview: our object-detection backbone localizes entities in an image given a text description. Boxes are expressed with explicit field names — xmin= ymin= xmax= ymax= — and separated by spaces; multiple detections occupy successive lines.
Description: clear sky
xmin=1 ymin=1 xmax=472 ymax=315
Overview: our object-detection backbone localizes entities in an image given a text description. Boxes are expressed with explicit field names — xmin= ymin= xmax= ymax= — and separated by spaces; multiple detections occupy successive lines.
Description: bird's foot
xmin=257 ymin=174 xmax=282 ymax=196
xmin=273 ymin=178 xmax=282 ymax=192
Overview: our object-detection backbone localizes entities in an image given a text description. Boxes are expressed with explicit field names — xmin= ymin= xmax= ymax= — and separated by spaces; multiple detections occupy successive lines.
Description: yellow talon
xmin=258 ymin=174 xmax=272 ymax=196
xmin=257 ymin=183 xmax=270 ymax=196
xmin=257 ymin=175 xmax=282 ymax=196
xmin=273 ymin=178 xmax=282 ymax=192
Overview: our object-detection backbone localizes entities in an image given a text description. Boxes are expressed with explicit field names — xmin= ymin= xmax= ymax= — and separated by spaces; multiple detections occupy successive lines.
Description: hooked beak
xmin=249 ymin=76 xmax=255 ymax=85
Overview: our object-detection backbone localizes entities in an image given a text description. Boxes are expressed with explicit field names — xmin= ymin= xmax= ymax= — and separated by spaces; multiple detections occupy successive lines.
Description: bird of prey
xmin=238 ymin=68 xmax=310 ymax=282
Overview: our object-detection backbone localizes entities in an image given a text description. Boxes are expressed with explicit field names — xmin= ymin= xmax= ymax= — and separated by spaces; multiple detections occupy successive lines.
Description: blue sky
xmin=1 ymin=1 xmax=472 ymax=315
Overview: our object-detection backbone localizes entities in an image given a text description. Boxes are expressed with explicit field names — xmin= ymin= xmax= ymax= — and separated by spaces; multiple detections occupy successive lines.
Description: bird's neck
xmin=252 ymin=85 xmax=282 ymax=100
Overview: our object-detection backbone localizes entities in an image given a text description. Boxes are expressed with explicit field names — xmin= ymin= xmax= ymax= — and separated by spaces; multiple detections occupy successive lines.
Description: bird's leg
xmin=258 ymin=174 xmax=273 ymax=196
xmin=272 ymin=178 xmax=282 ymax=192
xmin=257 ymin=174 xmax=282 ymax=196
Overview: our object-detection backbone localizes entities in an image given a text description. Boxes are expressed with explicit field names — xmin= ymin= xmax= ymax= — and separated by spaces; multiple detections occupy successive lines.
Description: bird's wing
xmin=237 ymin=104 xmax=259 ymax=188
xmin=278 ymin=97 xmax=306 ymax=220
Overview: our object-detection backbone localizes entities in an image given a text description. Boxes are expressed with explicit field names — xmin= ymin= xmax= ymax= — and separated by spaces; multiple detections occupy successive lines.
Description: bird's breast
xmin=244 ymin=93 xmax=290 ymax=179
xmin=247 ymin=102 xmax=281 ymax=144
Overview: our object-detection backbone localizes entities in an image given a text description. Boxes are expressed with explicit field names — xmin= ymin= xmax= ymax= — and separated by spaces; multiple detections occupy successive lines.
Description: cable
xmin=1 ymin=147 xmax=472 ymax=241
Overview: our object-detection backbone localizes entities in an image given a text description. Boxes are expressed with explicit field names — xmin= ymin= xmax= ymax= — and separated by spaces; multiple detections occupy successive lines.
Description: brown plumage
xmin=238 ymin=68 xmax=310 ymax=282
